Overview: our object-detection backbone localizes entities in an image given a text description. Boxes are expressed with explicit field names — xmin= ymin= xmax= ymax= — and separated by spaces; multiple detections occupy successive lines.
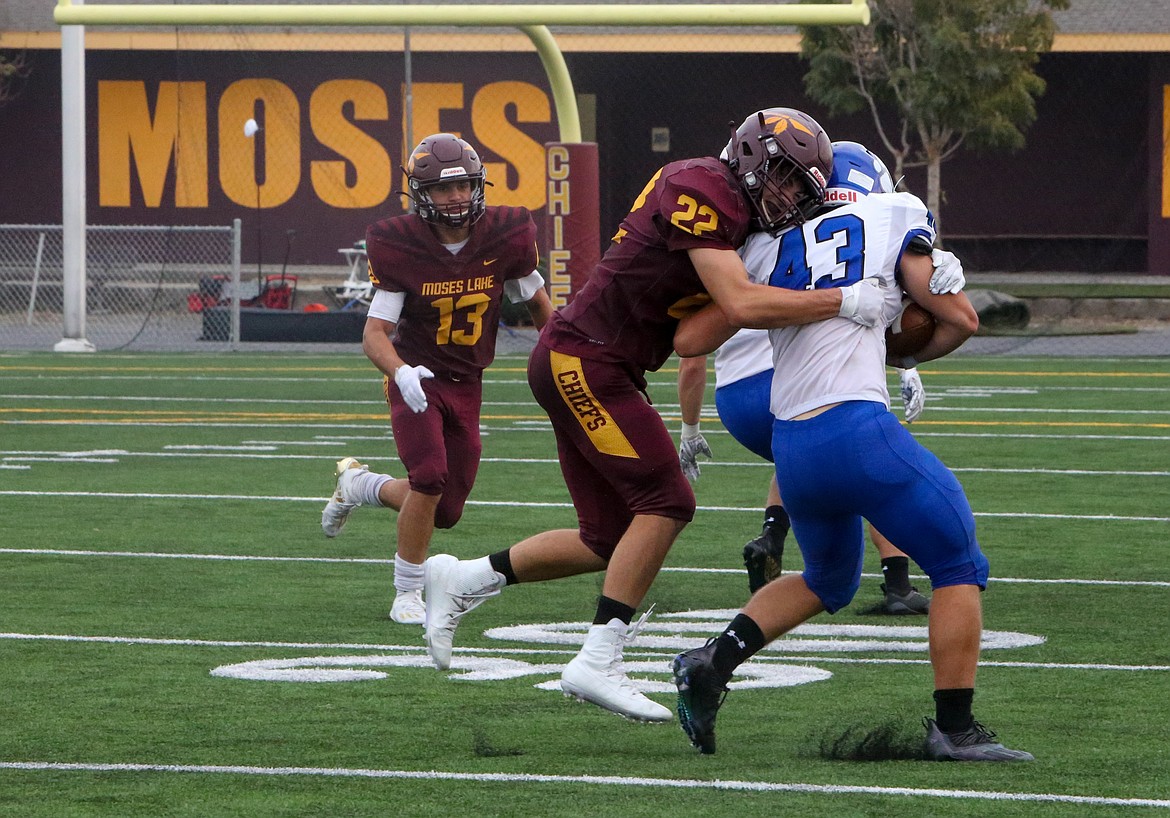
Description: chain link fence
xmin=0 ymin=223 xmax=241 ymax=351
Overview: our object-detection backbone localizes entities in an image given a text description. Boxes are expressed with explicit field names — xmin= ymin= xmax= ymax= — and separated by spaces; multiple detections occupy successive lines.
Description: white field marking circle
xmin=210 ymin=653 xmax=831 ymax=693
xmin=485 ymin=611 xmax=1045 ymax=654
xmin=209 ymin=611 xmax=1041 ymax=687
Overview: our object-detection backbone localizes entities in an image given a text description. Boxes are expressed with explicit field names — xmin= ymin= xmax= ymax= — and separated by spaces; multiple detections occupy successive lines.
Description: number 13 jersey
xmin=365 ymin=206 xmax=538 ymax=379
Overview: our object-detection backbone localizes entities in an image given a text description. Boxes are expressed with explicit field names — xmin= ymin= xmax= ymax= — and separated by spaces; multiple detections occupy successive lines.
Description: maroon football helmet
xmin=405 ymin=133 xmax=487 ymax=228
xmin=723 ymin=108 xmax=833 ymax=235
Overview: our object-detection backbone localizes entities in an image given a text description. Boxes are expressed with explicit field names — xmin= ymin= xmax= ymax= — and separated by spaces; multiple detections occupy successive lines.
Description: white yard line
xmin=2 ymin=418 xmax=1169 ymax=438
xmin=0 ymin=490 xmax=1166 ymax=523
xmin=4 ymin=449 xmax=1167 ymax=476
xmin=0 ymin=760 xmax=1166 ymax=807
xmin=0 ymin=394 xmax=549 ymax=408
xmin=2 ymin=548 xmax=1168 ymax=588
xmin=7 ymin=391 xmax=1170 ymax=415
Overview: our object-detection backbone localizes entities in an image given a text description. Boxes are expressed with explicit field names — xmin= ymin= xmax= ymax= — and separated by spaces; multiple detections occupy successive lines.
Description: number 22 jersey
xmin=544 ymin=157 xmax=752 ymax=375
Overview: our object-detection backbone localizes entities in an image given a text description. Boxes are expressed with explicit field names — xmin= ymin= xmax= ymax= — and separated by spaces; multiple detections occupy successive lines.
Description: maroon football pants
xmin=386 ymin=375 xmax=483 ymax=529
xmin=527 ymin=339 xmax=695 ymax=559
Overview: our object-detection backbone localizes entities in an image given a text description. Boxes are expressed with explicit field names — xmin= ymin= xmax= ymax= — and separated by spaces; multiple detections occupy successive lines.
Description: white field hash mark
xmin=0 ymin=762 xmax=1167 ymax=808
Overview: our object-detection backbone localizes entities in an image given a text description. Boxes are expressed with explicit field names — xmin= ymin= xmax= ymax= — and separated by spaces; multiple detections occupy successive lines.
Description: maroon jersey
xmin=544 ymin=157 xmax=751 ymax=373
xmin=365 ymin=206 xmax=538 ymax=378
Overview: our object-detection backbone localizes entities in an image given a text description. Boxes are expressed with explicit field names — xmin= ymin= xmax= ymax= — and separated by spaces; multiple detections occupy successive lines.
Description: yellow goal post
xmin=50 ymin=0 xmax=868 ymax=350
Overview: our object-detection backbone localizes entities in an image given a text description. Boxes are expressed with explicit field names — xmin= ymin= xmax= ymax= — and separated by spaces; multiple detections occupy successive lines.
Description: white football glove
xmin=838 ymin=277 xmax=885 ymax=328
xmin=929 ymin=249 xmax=966 ymax=295
xmin=394 ymin=363 xmax=434 ymax=413
xmin=900 ymin=367 xmax=925 ymax=423
xmin=678 ymin=423 xmax=712 ymax=483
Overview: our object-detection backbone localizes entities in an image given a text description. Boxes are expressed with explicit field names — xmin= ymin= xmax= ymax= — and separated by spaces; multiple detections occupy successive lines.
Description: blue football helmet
xmin=824 ymin=141 xmax=894 ymax=205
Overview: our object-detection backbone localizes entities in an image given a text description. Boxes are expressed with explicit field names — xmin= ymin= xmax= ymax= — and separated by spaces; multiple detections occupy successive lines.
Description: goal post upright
xmin=52 ymin=0 xmax=869 ymax=345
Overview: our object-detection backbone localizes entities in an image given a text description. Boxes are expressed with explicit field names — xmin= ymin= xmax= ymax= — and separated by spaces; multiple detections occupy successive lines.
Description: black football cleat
xmin=673 ymin=639 xmax=729 ymax=755
xmin=924 ymin=718 xmax=1034 ymax=762
xmin=880 ymin=583 xmax=931 ymax=615
xmin=743 ymin=524 xmax=787 ymax=594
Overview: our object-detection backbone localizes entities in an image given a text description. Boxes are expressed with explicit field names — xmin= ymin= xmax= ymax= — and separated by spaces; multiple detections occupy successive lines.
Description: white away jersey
xmin=738 ymin=192 xmax=935 ymax=420
xmin=713 ymin=328 xmax=772 ymax=388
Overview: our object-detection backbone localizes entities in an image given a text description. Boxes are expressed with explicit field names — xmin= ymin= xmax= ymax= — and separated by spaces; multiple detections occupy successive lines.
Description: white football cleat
xmin=389 ymin=588 xmax=426 ymax=625
xmin=321 ymin=456 xmax=367 ymax=538
xmin=559 ymin=615 xmax=672 ymax=723
xmin=423 ymin=554 xmax=500 ymax=670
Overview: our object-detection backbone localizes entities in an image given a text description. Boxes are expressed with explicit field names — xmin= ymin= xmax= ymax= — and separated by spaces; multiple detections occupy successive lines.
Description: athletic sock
xmin=593 ymin=595 xmax=635 ymax=626
xmin=488 ymin=549 xmax=519 ymax=586
xmin=881 ymin=556 xmax=913 ymax=595
xmin=763 ymin=504 xmax=789 ymax=537
xmin=933 ymin=688 xmax=976 ymax=733
xmin=393 ymin=553 xmax=424 ymax=593
xmin=712 ymin=613 xmax=766 ymax=682
xmin=456 ymin=556 xmax=508 ymax=595
xmin=348 ymin=470 xmax=392 ymax=507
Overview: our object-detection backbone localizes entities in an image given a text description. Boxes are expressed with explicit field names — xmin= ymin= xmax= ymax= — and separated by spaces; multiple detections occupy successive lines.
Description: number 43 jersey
xmin=739 ymin=191 xmax=935 ymax=420
xmin=365 ymin=206 xmax=538 ymax=379
xmin=546 ymin=157 xmax=752 ymax=375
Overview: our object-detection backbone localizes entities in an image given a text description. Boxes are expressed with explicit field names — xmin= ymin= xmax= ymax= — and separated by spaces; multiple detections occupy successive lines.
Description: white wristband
xmin=681 ymin=422 xmax=701 ymax=441
xmin=898 ymin=356 xmax=918 ymax=369
xmin=838 ymin=285 xmax=858 ymax=318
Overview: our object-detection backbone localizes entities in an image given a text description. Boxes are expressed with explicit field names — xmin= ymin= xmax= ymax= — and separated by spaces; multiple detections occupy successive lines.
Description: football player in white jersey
xmin=671 ymin=139 xmax=1033 ymax=762
xmin=678 ymin=332 xmax=940 ymax=610
xmin=675 ymin=143 xmax=965 ymax=608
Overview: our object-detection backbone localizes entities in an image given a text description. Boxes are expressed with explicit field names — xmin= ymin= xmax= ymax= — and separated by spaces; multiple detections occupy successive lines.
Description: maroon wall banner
xmin=0 ymin=49 xmax=560 ymax=267
xmin=1149 ymin=56 xmax=1170 ymax=276
xmin=543 ymin=142 xmax=599 ymax=307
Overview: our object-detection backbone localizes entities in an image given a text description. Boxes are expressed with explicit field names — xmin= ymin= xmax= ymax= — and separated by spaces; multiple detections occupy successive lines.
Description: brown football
xmin=886 ymin=298 xmax=936 ymax=358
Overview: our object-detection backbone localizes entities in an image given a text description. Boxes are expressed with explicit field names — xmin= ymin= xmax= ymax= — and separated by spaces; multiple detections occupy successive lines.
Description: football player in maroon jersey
xmin=321 ymin=133 xmax=552 ymax=625
xmin=422 ymin=108 xmax=888 ymax=723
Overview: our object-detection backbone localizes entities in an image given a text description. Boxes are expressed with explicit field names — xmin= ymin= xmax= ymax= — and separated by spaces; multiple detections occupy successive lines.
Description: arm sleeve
xmin=367 ymin=289 xmax=405 ymax=323
xmin=503 ymin=270 xmax=545 ymax=304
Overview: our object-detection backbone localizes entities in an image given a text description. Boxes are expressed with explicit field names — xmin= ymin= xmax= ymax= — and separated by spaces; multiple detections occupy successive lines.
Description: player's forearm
xmin=361 ymin=319 xmax=406 ymax=379
xmin=674 ymin=302 xmax=736 ymax=357
xmin=909 ymin=297 xmax=978 ymax=364
xmin=676 ymin=355 xmax=708 ymax=425
xmin=525 ymin=288 xmax=554 ymax=330
xmin=726 ymin=284 xmax=841 ymax=329
xmin=897 ymin=253 xmax=979 ymax=364
xmin=690 ymin=245 xmax=841 ymax=330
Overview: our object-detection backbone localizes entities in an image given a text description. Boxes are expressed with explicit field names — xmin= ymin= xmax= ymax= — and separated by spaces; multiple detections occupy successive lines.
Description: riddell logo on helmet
xmin=440 ymin=167 xmax=469 ymax=179
xmin=825 ymin=189 xmax=859 ymax=203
